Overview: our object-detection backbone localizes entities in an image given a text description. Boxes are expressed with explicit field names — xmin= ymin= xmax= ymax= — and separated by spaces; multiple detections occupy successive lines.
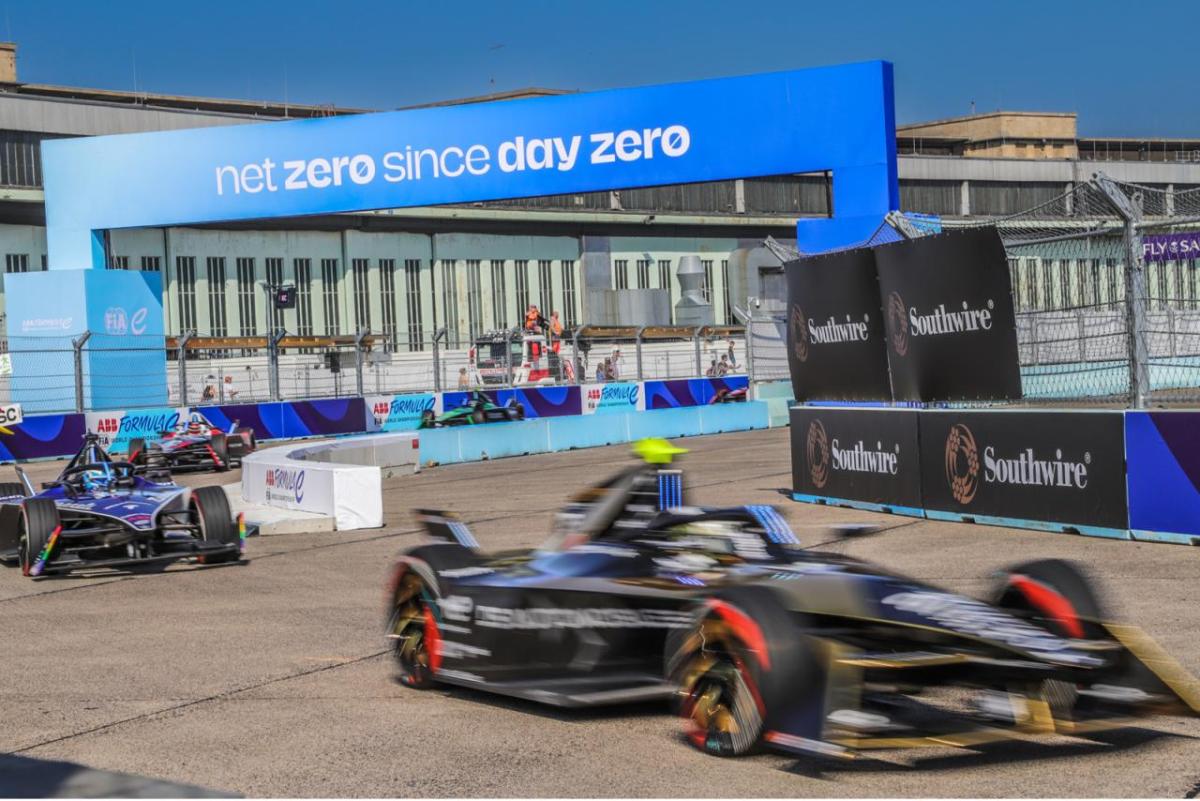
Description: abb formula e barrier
xmin=384 ymin=440 xmax=1198 ymax=760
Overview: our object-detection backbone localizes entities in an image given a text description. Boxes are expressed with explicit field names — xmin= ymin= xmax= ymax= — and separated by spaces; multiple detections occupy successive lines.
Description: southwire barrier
xmin=790 ymin=405 xmax=1200 ymax=545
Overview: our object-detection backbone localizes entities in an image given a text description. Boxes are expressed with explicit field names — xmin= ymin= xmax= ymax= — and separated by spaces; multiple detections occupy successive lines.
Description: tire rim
xmin=676 ymin=617 xmax=765 ymax=756
xmin=390 ymin=573 xmax=438 ymax=686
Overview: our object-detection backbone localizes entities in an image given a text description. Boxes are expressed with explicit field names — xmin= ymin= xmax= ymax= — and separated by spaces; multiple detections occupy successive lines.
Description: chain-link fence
xmin=0 ymin=324 xmax=748 ymax=413
xmin=743 ymin=173 xmax=1200 ymax=408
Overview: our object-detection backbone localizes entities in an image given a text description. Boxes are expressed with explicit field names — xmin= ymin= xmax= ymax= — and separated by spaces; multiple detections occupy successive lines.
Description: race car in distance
xmin=419 ymin=390 xmax=525 ymax=428
xmin=127 ymin=412 xmax=256 ymax=473
xmin=709 ymin=386 xmax=748 ymax=403
xmin=0 ymin=434 xmax=242 ymax=577
xmin=385 ymin=439 xmax=1200 ymax=761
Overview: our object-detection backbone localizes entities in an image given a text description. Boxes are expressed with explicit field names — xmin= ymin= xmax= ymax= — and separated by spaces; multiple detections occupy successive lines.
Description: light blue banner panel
xmin=43 ymin=62 xmax=897 ymax=267
xmin=5 ymin=270 xmax=167 ymax=412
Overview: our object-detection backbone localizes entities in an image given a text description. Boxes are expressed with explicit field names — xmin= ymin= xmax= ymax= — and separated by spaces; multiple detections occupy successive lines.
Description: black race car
xmin=0 ymin=434 xmax=242 ymax=577
xmin=127 ymin=412 xmax=256 ymax=473
xmin=420 ymin=390 xmax=525 ymax=428
xmin=385 ymin=440 xmax=1200 ymax=760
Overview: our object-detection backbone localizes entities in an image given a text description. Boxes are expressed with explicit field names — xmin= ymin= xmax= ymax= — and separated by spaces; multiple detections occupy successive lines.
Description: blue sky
xmin=4 ymin=1 xmax=1189 ymax=136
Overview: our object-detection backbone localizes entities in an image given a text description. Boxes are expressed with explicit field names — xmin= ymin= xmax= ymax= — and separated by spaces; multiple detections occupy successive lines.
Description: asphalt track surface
xmin=2 ymin=428 xmax=1199 ymax=798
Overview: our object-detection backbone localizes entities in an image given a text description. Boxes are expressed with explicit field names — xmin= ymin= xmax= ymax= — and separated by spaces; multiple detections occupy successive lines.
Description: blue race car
xmin=0 ymin=434 xmax=242 ymax=577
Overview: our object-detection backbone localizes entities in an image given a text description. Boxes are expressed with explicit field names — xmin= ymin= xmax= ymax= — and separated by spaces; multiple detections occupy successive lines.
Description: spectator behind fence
xmin=201 ymin=382 xmax=217 ymax=403
xmin=726 ymin=337 xmax=738 ymax=369
xmin=610 ymin=348 xmax=622 ymax=380
xmin=223 ymin=374 xmax=240 ymax=400
xmin=549 ymin=311 xmax=563 ymax=354
xmin=716 ymin=354 xmax=731 ymax=377
xmin=458 ymin=367 xmax=470 ymax=389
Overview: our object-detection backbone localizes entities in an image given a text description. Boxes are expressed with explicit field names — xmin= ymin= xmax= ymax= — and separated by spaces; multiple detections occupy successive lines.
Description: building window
xmin=722 ymin=259 xmax=733 ymax=324
xmin=1156 ymin=262 xmax=1170 ymax=310
xmin=320 ymin=258 xmax=340 ymax=335
xmin=658 ymin=259 xmax=672 ymax=293
xmin=235 ymin=257 xmax=257 ymax=338
xmin=41 ymin=254 xmax=47 ymax=270
xmin=1041 ymin=259 xmax=1055 ymax=311
xmin=294 ymin=258 xmax=314 ymax=337
xmin=560 ymin=260 xmax=577 ymax=327
xmin=538 ymin=259 xmax=553 ymax=313
xmin=701 ymin=259 xmax=714 ymax=304
xmin=176 ymin=256 xmax=197 ymax=332
xmin=265 ymin=257 xmax=285 ymax=332
xmin=636 ymin=258 xmax=651 ymax=290
xmin=141 ymin=256 xmax=161 ymax=272
xmin=514 ymin=259 xmax=530 ymax=316
xmin=466 ymin=259 xmax=483 ymax=341
xmin=490 ymin=260 xmax=508 ymax=329
xmin=440 ymin=259 xmax=460 ymax=347
xmin=1188 ymin=260 xmax=1199 ymax=310
xmin=111 ymin=255 xmax=129 ymax=270
xmin=351 ymin=258 xmax=371 ymax=332
xmin=5 ymin=253 xmax=28 ymax=273
xmin=404 ymin=258 xmax=423 ymax=351
xmin=379 ymin=259 xmax=397 ymax=349
xmin=614 ymin=259 xmax=629 ymax=290
xmin=206 ymin=257 xmax=228 ymax=337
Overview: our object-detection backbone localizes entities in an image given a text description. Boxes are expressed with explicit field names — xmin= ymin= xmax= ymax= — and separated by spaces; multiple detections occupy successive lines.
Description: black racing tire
xmin=669 ymin=586 xmax=819 ymax=757
xmin=0 ymin=481 xmax=27 ymax=499
xmin=190 ymin=485 xmax=239 ymax=564
xmin=126 ymin=438 xmax=147 ymax=466
xmin=386 ymin=544 xmax=481 ymax=689
xmin=471 ymin=408 xmax=486 ymax=425
xmin=512 ymin=402 xmax=525 ymax=421
xmin=209 ymin=433 xmax=230 ymax=471
xmin=19 ymin=498 xmax=60 ymax=577
xmin=990 ymin=558 xmax=1106 ymax=640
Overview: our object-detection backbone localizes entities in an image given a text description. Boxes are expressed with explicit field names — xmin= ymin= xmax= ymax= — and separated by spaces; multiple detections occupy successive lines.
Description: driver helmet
xmin=82 ymin=465 xmax=113 ymax=492
xmin=188 ymin=420 xmax=204 ymax=435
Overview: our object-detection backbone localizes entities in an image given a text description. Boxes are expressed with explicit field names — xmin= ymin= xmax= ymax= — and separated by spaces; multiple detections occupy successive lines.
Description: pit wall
xmin=789 ymin=406 xmax=1200 ymax=546
xmin=0 ymin=378 xmax=750 ymax=462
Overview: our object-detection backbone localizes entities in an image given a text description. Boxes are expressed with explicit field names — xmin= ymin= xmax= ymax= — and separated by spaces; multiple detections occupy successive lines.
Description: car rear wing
xmin=414 ymin=509 xmax=480 ymax=549
xmin=14 ymin=465 xmax=34 ymax=497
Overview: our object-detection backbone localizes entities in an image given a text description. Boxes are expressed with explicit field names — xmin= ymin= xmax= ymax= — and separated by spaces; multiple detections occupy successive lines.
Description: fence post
xmin=432 ymin=327 xmax=446 ymax=392
xmin=268 ymin=328 xmax=284 ymax=401
xmin=71 ymin=331 xmax=91 ymax=413
xmin=635 ymin=325 xmax=646 ymax=381
xmin=693 ymin=326 xmax=704 ymax=376
xmin=354 ymin=327 xmax=368 ymax=398
xmin=506 ymin=327 xmax=516 ymax=387
xmin=178 ymin=330 xmax=194 ymax=406
xmin=572 ymin=328 xmax=583 ymax=384
xmin=1096 ymin=173 xmax=1151 ymax=408
xmin=744 ymin=310 xmax=756 ymax=380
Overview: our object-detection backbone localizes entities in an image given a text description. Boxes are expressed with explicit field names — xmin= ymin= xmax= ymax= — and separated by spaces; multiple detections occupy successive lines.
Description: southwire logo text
xmin=831 ymin=439 xmax=899 ymax=475
xmin=983 ymin=446 xmax=1090 ymax=489
xmin=909 ymin=300 xmax=995 ymax=337
xmin=808 ymin=315 xmax=870 ymax=345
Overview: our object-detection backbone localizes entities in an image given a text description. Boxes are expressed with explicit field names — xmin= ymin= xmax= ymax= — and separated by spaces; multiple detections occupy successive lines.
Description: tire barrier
xmin=791 ymin=405 xmax=1200 ymax=545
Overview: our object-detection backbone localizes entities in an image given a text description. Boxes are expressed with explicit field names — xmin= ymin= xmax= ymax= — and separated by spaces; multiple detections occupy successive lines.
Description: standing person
xmin=726 ymin=337 xmax=738 ymax=370
xmin=457 ymin=367 xmax=470 ymax=389
xmin=222 ymin=374 xmax=240 ymax=400
xmin=200 ymin=381 xmax=217 ymax=404
xmin=595 ymin=359 xmax=607 ymax=383
xmin=716 ymin=354 xmax=731 ymax=377
xmin=603 ymin=358 xmax=615 ymax=381
xmin=610 ymin=347 xmax=622 ymax=380
xmin=549 ymin=311 xmax=564 ymax=354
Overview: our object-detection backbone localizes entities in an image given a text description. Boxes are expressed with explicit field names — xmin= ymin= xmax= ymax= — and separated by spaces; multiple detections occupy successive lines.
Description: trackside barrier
xmin=240 ymin=433 xmax=406 ymax=530
xmin=418 ymin=402 xmax=771 ymax=467
xmin=790 ymin=405 xmax=1200 ymax=546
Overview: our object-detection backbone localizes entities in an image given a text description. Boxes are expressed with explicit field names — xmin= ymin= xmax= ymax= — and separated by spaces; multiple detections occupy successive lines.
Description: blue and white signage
xmin=582 ymin=382 xmax=643 ymax=414
xmin=42 ymin=61 xmax=898 ymax=267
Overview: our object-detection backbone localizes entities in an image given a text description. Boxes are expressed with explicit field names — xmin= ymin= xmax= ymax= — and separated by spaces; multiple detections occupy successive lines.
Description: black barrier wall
xmin=919 ymin=410 xmax=1128 ymax=531
xmin=875 ymin=227 xmax=1021 ymax=401
xmin=785 ymin=248 xmax=892 ymax=401
xmin=790 ymin=407 xmax=922 ymax=511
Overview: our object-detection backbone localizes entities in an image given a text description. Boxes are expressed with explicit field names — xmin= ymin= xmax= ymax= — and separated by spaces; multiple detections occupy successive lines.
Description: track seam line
xmin=6 ymin=648 xmax=390 ymax=756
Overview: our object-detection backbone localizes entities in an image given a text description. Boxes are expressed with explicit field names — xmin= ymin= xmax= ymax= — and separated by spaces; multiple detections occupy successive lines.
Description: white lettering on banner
xmin=830 ymin=438 xmax=899 ymax=475
xmin=908 ymin=300 xmax=994 ymax=337
xmin=214 ymin=125 xmax=691 ymax=196
xmin=982 ymin=446 xmax=1090 ymax=489
xmin=808 ymin=315 xmax=870 ymax=344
